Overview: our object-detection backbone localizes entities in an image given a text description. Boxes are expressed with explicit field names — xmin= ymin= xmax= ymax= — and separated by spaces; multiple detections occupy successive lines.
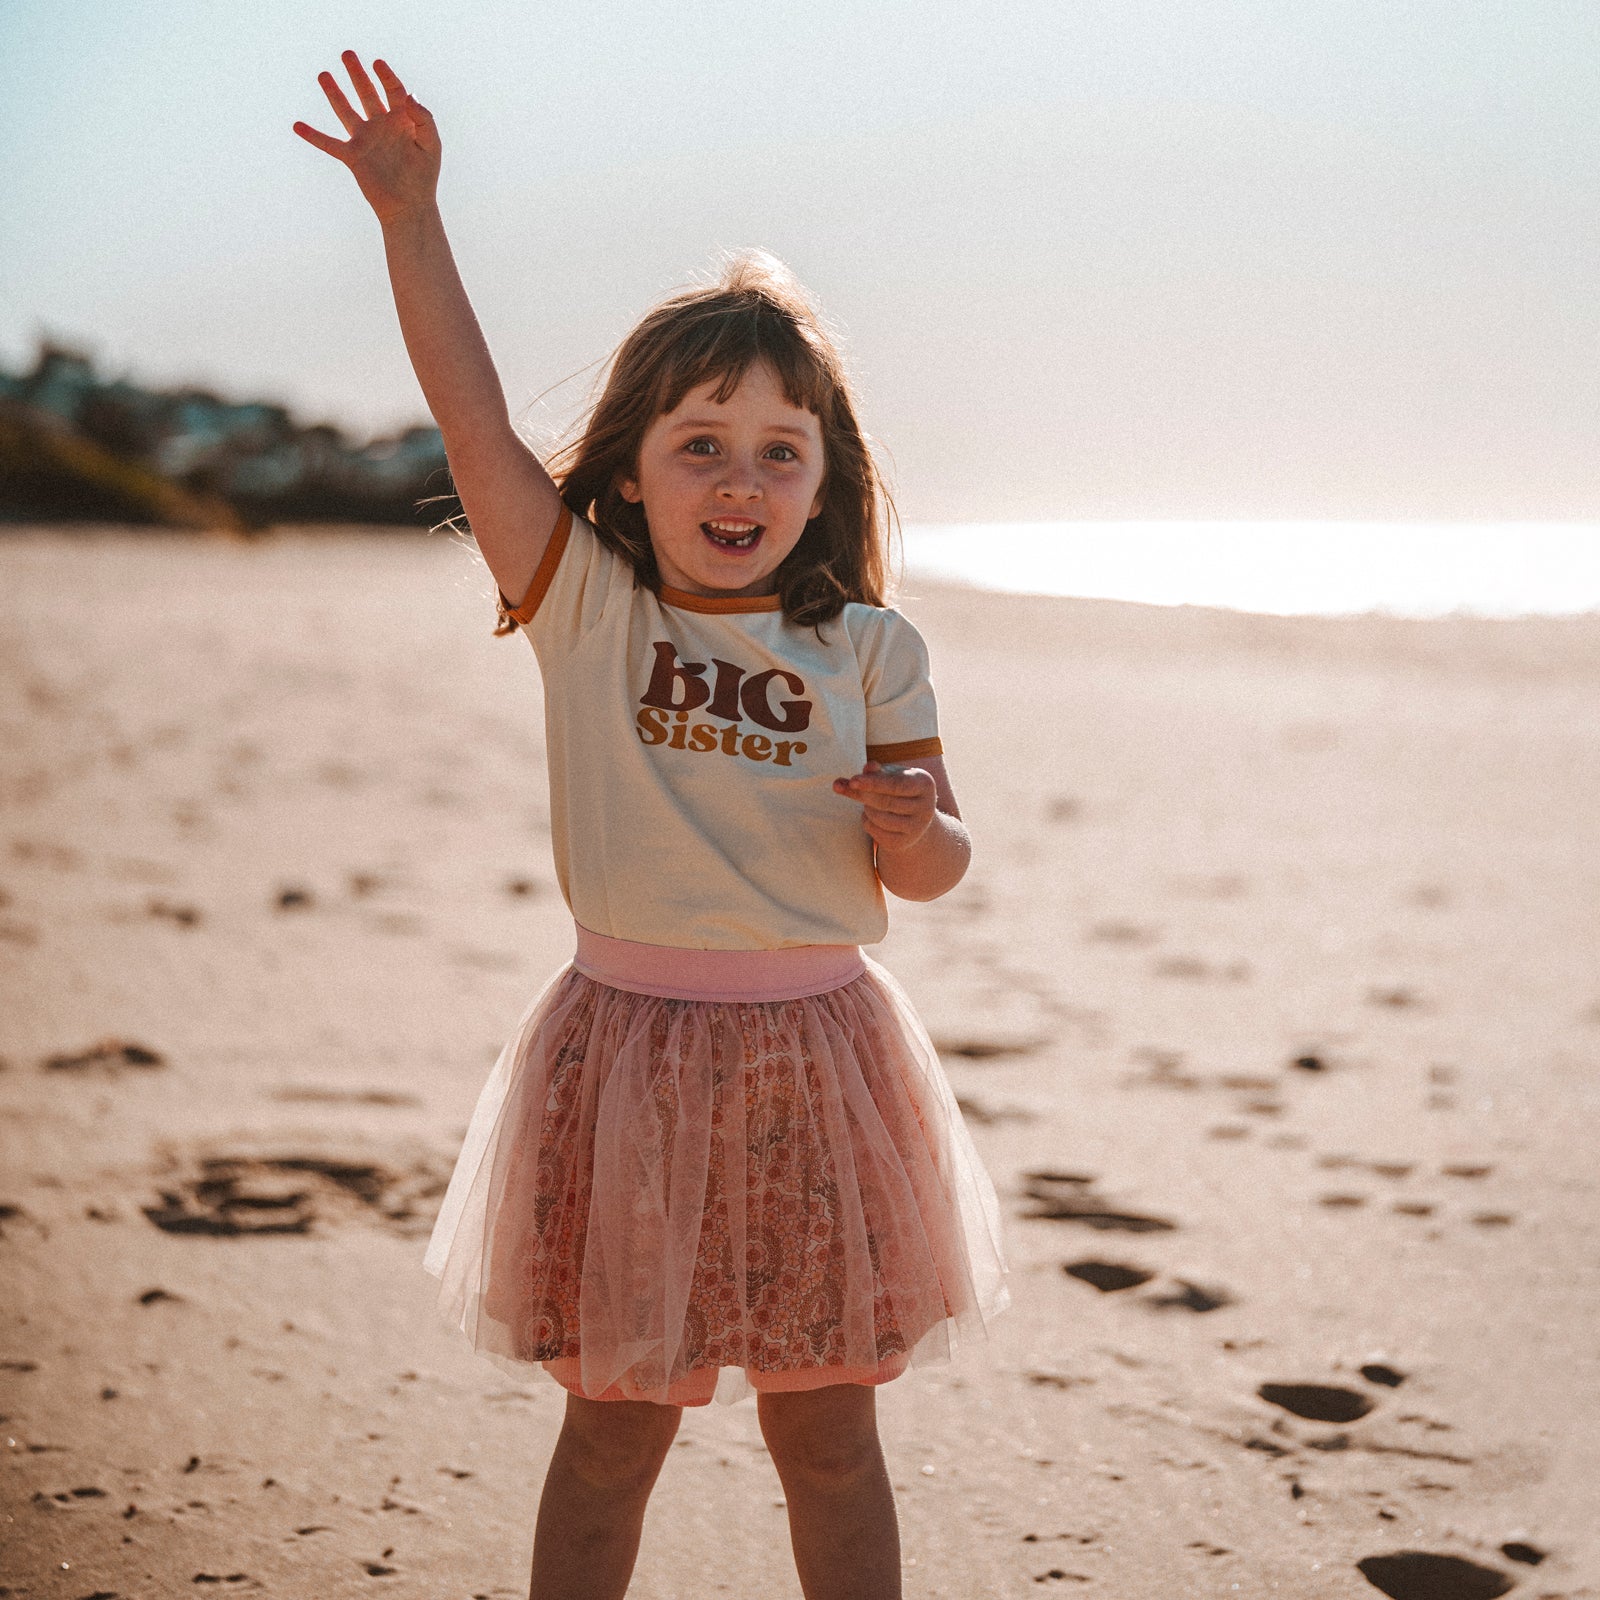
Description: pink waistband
xmin=572 ymin=923 xmax=867 ymax=1003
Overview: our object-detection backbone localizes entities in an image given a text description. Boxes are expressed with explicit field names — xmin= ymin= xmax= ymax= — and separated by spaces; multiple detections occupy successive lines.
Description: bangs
xmin=648 ymin=301 xmax=835 ymax=421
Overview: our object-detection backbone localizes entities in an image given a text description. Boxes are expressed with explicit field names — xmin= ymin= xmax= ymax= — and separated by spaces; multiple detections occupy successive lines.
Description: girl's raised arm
xmin=293 ymin=51 xmax=561 ymax=611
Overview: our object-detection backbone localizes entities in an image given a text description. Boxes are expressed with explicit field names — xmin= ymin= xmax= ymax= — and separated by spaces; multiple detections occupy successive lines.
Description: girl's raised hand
xmin=292 ymin=51 xmax=441 ymax=224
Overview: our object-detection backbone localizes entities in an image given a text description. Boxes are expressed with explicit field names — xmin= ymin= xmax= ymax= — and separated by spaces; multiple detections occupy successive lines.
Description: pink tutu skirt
xmin=422 ymin=925 xmax=1010 ymax=1406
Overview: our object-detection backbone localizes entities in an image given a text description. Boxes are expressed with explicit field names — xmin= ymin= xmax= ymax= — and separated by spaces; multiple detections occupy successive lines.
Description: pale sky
xmin=3 ymin=0 xmax=1596 ymax=522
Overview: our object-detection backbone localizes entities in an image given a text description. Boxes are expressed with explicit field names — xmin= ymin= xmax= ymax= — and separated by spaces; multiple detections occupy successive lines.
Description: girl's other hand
xmin=832 ymin=761 xmax=938 ymax=854
xmin=292 ymin=51 xmax=441 ymax=224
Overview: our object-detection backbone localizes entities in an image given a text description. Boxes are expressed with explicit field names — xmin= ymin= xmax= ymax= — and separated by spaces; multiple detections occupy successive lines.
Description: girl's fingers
xmin=862 ymin=798 xmax=924 ymax=820
xmin=340 ymin=49 xmax=388 ymax=118
xmin=371 ymin=57 xmax=409 ymax=100
xmin=292 ymin=119 xmax=348 ymax=159
xmin=316 ymin=69 xmax=364 ymax=135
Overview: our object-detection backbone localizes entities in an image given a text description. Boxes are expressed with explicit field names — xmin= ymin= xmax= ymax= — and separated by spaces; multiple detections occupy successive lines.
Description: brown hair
xmin=545 ymin=250 xmax=897 ymax=629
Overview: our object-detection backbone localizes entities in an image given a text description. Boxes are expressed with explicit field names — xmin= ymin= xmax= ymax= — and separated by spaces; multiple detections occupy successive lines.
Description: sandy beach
xmin=2 ymin=525 xmax=1596 ymax=1599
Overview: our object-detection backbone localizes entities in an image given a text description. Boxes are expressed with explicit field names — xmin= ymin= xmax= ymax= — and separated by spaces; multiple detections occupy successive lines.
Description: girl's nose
xmin=717 ymin=460 xmax=762 ymax=499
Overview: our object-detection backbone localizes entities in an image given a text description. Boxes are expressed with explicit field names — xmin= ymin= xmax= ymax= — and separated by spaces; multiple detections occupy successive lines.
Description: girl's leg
xmin=757 ymin=1383 xmax=902 ymax=1600
xmin=528 ymin=1391 xmax=683 ymax=1600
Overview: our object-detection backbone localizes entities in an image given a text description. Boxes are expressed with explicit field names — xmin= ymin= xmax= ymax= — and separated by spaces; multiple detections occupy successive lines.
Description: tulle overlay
xmin=423 ymin=939 xmax=1010 ymax=1406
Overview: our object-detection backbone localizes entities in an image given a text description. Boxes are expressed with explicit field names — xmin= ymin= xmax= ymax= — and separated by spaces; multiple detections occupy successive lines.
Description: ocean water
xmin=899 ymin=524 xmax=1600 ymax=619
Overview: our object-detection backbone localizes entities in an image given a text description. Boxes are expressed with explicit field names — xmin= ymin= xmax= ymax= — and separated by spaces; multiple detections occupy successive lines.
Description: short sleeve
xmin=859 ymin=608 xmax=943 ymax=764
xmin=492 ymin=506 xmax=627 ymax=661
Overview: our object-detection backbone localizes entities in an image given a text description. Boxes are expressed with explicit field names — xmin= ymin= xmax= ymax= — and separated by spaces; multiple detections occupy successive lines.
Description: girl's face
xmin=618 ymin=360 xmax=827 ymax=598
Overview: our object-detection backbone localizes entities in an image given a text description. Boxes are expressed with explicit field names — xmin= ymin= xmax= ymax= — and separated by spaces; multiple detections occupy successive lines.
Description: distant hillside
xmin=0 ymin=343 xmax=454 ymax=531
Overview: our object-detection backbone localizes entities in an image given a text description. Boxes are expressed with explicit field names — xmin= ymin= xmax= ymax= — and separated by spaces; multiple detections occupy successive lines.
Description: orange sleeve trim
xmin=493 ymin=504 xmax=573 ymax=636
xmin=866 ymin=736 xmax=943 ymax=764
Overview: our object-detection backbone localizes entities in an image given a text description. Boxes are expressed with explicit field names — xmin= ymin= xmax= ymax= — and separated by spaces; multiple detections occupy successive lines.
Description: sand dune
xmin=2 ymin=526 xmax=1597 ymax=1598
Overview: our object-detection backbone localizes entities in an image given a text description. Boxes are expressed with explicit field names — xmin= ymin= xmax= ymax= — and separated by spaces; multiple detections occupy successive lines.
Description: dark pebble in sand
xmin=1291 ymin=1054 xmax=1327 ymax=1072
xmin=1063 ymin=1260 xmax=1155 ymax=1293
xmin=504 ymin=877 xmax=538 ymax=896
xmin=1499 ymin=1542 xmax=1545 ymax=1565
xmin=1355 ymin=1550 xmax=1514 ymax=1600
xmin=275 ymin=887 xmax=313 ymax=910
xmin=1361 ymin=1364 xmax=1407 ymax=1387
xmin=1258 ymin=1382 xmax=1375 ymax=1424
xmin=137 ymin=1287 xmax=182 ymax=1306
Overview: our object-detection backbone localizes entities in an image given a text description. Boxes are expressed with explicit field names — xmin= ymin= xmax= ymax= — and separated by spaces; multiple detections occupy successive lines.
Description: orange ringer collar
xmin=656 ymin=584 xmax=784 ymax=615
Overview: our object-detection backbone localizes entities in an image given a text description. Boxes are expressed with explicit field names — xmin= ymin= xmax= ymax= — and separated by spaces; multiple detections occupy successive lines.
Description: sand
xmin=1 ymin=525 xmax=1596 ymax=1599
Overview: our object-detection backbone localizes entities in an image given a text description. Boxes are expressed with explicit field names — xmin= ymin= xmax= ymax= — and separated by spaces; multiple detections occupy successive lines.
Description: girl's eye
xmin=766 ymin=444 xmax=798 ymax=462
xmin=685 ymin=438 xmax=717 ymax=456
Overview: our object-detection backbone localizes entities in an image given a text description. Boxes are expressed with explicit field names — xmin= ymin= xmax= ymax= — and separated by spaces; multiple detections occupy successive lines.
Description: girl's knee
xmin=559 ymin=1395 xmax=683 ymax=1492
xmin=758 ymin=1385 xmax=883 ymax=1488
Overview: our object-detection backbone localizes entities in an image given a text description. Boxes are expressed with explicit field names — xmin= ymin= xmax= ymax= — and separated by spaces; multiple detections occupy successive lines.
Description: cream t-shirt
xmin=494 ymin=506 xmax=944 ymax=951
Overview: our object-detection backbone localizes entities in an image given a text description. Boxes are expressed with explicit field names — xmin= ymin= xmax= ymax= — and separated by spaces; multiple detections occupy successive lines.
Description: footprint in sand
xmin=31 ymin=1484 xmax=109 ymax=1508
xmin=1085 ymin=920 xmax=1158 ymax=946
xmin=41 ymin=1039 xmax=165 ymax=1075
xmin=1367 ymin=985 xmax=1427 ymax=1010
xmin=1022 ymin=1172 xmax=1177 ymax=1233
xmin=270 ymin=1087 xmax=422 ymax=1108
xmin=1356 ymin=1550 xmax=1515 ymax=1599
xmin=1063 ymin=1261 xmax=1155 ymax=1293
xmin=146 ymin=897 xmax=201 ymax=927
xmin=934 ymin=1035 xmax=1045 ymax=1061
xmin=1150 ymin=955 xmax=1252 ymax=983
xmin=955 ymin=1096 xmax=1036 ymax=1127
xmin=1144 ymin=1279 xmax=1233 ymax=1313
xmin=0 ymin=1201 xmax=44 ymax=1239
xmin=1121 ymin=1049 xmax=1204 ymax=1091
xmin=142 ymin=1151 xmax=449 ymax=1239
xmin=1062 ymin=1258 xmax=1233 ymax=1313
xmin=1169 ymin=871 xmax=1250 ymax=899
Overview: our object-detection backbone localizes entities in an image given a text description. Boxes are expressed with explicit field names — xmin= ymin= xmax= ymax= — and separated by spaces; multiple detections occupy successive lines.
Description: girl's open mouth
xmin=701 ymin=520 xmax=764 ymax=551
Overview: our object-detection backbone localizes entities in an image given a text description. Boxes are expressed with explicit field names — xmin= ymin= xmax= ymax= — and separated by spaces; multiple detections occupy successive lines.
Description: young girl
xmin=294 ymin=51 xmax=1008 ymax=1600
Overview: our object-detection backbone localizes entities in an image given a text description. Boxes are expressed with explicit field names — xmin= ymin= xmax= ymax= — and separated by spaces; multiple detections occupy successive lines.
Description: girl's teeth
xmin=704 ymin=523 xmax=761 ymax=547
